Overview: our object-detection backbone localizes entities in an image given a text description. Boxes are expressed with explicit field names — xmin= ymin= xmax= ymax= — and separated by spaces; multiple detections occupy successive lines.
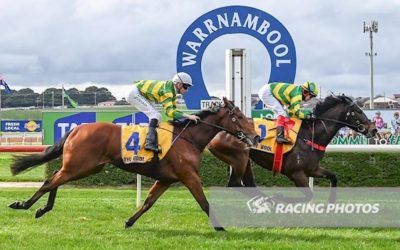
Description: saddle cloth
xmin=121 ymin=123 xmax=174 ymax=164
xmin=253 ymin=118 xmax=302 ymax=154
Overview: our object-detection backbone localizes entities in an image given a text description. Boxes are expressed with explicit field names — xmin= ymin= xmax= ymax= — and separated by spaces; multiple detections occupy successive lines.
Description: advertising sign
xmin=1 ymin=120 xmax=42 ymax=132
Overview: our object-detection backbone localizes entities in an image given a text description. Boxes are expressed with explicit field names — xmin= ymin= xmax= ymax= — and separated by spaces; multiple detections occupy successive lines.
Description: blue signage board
xmin=54 ymin=112 xmax=96 ymax=141
xmin=112 ymin=112 xmax=149 ymax=125
xmin=1 ymin=120 xmax=42 ymax=132
xmin=51 ymin=112 xmax=150 ymax=143
xmin=177 ymin=5 xmax=297 ymax=109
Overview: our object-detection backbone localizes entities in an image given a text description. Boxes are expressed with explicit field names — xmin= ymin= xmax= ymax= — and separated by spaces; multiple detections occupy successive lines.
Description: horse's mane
xmin=313 ymin=94 xmax=354 ymax=116
xmin=169 ymin=104 xmax=223 ymax=127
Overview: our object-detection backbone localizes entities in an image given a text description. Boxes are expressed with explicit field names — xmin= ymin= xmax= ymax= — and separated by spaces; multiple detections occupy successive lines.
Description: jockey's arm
xmin=287 ymin=99 xmax=312 ymax=119
xmin=159 ymin=93 xmax=200 ymax=122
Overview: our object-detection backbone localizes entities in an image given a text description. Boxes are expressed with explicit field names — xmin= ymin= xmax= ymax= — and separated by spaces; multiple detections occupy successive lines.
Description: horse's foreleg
xmin=241 ymin=160 xmax=256 ymax=187
xmin=183 ymin=174 xmax=225 ymax=231
xmin=309 ymin=166 xmax=338 ymax=188
xmin=227 ymin=153 xmax=251 ymax=187
xmin=308 ymin=167 xmax=338 ymax=203
xmin=125 ymin=180 xmax=170 ymax=229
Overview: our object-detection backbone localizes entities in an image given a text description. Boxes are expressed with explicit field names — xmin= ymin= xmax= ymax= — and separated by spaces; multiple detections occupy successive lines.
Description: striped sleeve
xmin=159 ymin=93 xmax=184 ymax=119
xmin=271 ymin=83 xmax=312 ymax=119
xmin=287 ymin=93 xmax=312 ymax=119
xmin=270 ymin=83 xmax=295 ymax=105
xmin=287 ymin=101 xmax=311 ymax=119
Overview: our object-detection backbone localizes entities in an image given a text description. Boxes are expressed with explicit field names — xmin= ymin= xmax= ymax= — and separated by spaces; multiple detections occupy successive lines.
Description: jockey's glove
xmin=306 ymin=114 xmax=317 ymax=120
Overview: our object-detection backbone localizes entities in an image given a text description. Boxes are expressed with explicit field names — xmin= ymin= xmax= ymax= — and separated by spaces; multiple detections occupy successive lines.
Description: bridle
xmin=301 ymin=101 xmax=369 ymax=152
xmin=315 ymin=102 xmax=367 ymax=134
xmin=197 ymin=104 xmax=251 ymax=142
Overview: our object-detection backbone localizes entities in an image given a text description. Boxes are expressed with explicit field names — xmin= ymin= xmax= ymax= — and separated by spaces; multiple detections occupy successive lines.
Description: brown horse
xmin=208 ymin=95 xmax=377 ymax=201
xmin=9 ymin=97 xmax=259 ymax=231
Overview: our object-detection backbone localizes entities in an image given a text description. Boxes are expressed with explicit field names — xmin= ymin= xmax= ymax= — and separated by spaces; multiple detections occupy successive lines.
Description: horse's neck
xmin=304 ymin=113 xmax=343 ymax=146
xmin=185 ymin=117 xmax=222 ymax=151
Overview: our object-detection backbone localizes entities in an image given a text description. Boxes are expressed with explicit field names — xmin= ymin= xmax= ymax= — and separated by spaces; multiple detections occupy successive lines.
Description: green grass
xmin=1 ymin=188 xmax=399 ymax=250
xmin=0 ymin=153 xmax=45 ymax=182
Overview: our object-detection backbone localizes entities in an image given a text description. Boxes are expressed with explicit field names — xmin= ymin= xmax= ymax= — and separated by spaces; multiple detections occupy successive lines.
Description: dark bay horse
xmin=9 ymin=97 xmax=259 ymax=231
xmin=208 ymin=95 xmax=377 ymax=200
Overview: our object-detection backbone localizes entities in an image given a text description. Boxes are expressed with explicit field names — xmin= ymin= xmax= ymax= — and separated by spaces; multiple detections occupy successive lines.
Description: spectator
xmin=390 ymin=112 xmax=400 ymax=135
xmin=372 ymin=111 xmax=384 ymax=131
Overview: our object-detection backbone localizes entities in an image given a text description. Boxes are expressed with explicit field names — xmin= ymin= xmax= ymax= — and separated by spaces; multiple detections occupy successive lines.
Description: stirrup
xmin=276 ymin=137 xmax=292 ymax=144
xmin=145 ymin=145 xmax=161 ymax=153
xmin=145 ymin=139 xmax=161 ymax=153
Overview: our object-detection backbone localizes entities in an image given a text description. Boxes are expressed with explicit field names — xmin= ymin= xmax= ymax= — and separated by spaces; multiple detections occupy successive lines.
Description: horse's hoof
xmin=9 ymin=201 xmax=22 ymax=209
xmin=214 ymin=226 xmax=226 ymax=232
xmin=125 ymin=220 xmax=134 ymax=229
xmin=35 ymin=209 xmax=44 ymax=218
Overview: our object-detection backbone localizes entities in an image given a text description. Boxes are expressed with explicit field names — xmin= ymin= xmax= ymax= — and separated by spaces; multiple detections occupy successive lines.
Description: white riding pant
xmin=258 ymin=84 xmax=286 ymax=117
xmin=127 ymin=85 xmax=162 ymax=122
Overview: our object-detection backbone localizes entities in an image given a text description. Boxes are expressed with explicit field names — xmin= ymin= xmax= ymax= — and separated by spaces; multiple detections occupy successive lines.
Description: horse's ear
xmin=222 ymin=97 xmax=229 ymax=106
xmin=223 ymin=97 xmax=235 ymax=109
xmin=331 ymin=93 xmax=341 ymax=100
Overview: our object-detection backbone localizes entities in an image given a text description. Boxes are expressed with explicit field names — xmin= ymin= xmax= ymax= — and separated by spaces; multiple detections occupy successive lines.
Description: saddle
xmin=253 ymin=118 xmax=302 ymax=174
xmin=121 ymin=123 xmax=174 ymax=164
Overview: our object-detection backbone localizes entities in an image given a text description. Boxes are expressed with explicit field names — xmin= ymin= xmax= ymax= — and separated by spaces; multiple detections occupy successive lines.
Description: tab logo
xmin=54 ymin=112 xmax=96 ymax=142
xmin=113 ymin=112 xmax=149 ymax=126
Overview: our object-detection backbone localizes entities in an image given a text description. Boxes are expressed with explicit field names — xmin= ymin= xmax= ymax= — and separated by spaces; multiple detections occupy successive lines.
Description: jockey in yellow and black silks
xmin=258 ymin=81 xmax=319 ymax=144
xmin=127 ymin=72 xmax=200 ymax=152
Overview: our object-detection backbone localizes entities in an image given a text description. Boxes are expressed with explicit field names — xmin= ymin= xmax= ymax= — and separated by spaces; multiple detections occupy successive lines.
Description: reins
xmin=197 ymin=119 xmax=247 ymax=141
xmin=314 ymin=117 xmax=366 ymax=133
xmin=158 ymin=106 xmax=250 ymax=150
xmin=298 ymin=114 xmax=367 ymax=152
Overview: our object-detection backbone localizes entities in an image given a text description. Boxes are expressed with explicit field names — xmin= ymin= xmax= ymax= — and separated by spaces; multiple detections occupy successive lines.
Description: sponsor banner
xmin=331 ymin=109 xmax=400 ymax=145
xmin=43 ymin=111 xmax=166 ymax=145
xmin=54 ymin=112 xmax=96 ymax=141
xmin=112 ymin=112 xmax=149 ymax=126
xmin=209 ymin=187 xmax=400 ymax=227
xmin=1 ymin=120 xmax=42 ymax=132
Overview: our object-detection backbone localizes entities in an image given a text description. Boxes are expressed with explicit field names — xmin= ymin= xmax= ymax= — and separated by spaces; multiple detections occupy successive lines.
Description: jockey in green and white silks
xmin=258 ymin=81 xmax=319 ymax=144
xmin=127 ymin=72 xmax=200 ymax=152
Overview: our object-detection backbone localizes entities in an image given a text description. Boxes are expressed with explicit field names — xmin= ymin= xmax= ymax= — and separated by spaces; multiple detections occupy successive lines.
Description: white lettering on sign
xmin=57 ymin=123 xmax=89 ymax=137
xmin=183 ymin=12 xmax=292 ymax=67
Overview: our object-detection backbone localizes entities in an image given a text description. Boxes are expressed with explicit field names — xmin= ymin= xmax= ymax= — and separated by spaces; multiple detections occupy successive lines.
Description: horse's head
xmin=214 ymin=97 xmax=259 ymax=147
xmin=314 ymin=94 xmax=377 ymax=138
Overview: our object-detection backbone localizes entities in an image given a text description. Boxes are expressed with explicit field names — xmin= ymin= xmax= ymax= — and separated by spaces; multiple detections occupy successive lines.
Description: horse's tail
xmin=10 ymin=130 xmax=72 ymax=176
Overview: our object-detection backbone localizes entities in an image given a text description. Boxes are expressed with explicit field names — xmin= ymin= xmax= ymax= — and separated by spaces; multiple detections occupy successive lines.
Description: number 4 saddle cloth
xmin=253 ymin=117 xmax=302 ymax=154
xmin=121 ymin=123 xmax=174 ymax=164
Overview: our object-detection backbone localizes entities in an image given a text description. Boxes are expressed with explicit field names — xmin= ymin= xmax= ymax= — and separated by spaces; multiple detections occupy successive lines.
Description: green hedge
xmin=45 ymin=151 xmax=400 ymax=187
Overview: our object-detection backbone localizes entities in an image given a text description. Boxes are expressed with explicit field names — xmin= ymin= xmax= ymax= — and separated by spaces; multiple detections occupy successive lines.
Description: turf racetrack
xmin=1 ymin=188 xmax=399 ymax=249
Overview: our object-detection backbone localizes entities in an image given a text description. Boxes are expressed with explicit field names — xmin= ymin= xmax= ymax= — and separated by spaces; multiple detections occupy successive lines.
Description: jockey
xmin=258 ymin=81 xmax=319 ymax=144
xmin=127 ymin=72 xmax=200 ymax=152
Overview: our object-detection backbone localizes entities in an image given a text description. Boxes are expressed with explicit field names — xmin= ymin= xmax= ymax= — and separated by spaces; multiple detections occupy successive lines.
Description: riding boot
xmin=276 ymin=126 xmax=291 ymax=144
xmin=145 ymin=119 xmax=160 ymax=153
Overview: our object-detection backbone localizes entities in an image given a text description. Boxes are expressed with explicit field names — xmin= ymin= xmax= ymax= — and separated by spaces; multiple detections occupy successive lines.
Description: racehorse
xmin=208 ymin=94 xmax=377 ymax=201
xmin=9 ymin=97 xmax=259 ymax=231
